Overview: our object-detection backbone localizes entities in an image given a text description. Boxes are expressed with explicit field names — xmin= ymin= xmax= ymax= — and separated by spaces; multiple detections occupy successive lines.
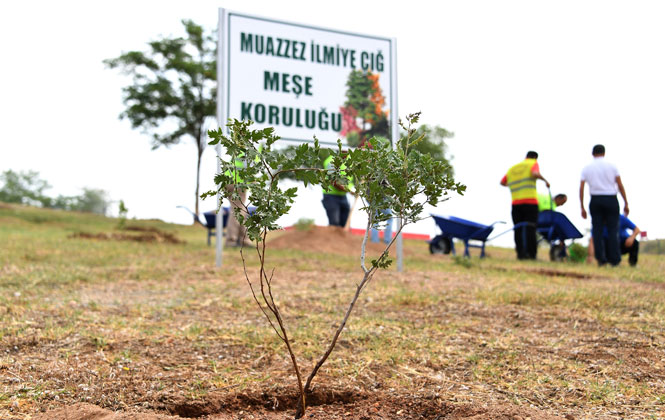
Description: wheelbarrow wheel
xmin=549 ymin=243 xmax=566 ymax=262
xmin=430 ymin=236 xmax=452 ymax=255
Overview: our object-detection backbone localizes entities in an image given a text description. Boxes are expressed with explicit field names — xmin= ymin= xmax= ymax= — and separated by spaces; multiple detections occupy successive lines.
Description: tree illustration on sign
xmin=340 ymin=70 xmax=390 ymax=147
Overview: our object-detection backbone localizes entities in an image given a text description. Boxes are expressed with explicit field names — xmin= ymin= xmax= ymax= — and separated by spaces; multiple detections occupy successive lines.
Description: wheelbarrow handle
xmin=486 ymin=221 xmax=534 ymax=241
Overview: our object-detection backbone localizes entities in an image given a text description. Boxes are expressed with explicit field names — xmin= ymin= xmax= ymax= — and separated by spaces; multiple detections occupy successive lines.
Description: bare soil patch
xmin=12 ymin=266 xmax=659 ymax=420
xmin=491 ymin=266 xmax=595 ymax=280
xmin=34 ymin=392 xmax=567 ymax=420
xmin=527 ymin=268 xmax=593 ymax=279
xmin=69 ymin=226 xmax=184 ymax=244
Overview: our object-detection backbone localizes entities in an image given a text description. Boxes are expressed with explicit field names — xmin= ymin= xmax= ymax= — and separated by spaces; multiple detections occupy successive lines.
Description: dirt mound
xmin=268 ymin=225 xmax=407 ymax=257
xmin=69 ymin=226 xmax=184 ymax=244
xmin=34 ymin=392 xmax=567 ymax=420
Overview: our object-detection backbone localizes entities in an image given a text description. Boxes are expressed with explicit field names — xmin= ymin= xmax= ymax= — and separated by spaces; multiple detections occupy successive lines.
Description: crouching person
xmin=588 ymin=215 xmax=641 ymax=267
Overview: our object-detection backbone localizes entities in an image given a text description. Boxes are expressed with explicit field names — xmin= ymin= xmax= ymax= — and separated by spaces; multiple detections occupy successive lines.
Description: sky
xmin=2 ymin=0 xmax=664 ymax=248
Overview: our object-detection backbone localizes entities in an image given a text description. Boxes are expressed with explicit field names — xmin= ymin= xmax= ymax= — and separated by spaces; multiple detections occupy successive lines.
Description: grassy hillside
xmin=643 ymin=239 xmax=665 ymax=255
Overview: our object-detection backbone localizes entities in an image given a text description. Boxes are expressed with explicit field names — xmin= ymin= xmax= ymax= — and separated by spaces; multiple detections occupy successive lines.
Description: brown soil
xmin=267 ymin=226 xmax=409 ymax=257
xmin=492 ymin=266 xmax=595 ymax=280
xmin=526 ymin=268 xmax=593 ymax=279
xmin=34 ymin=392 xmax=567 ymax=419
xmin=69 ymin=226 xmax=184 ymax=244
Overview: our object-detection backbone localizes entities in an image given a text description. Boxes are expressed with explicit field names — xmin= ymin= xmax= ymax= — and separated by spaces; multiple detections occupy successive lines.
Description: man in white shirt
xmin=579 ymin=144 xmax=629 ymax=266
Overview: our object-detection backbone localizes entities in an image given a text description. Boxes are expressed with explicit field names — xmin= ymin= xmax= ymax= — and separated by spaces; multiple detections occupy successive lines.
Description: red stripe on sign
xmin=282 ymin=225 xmax=430 ymax=241
xmin=349 ymin=228 xmax=429 ymax=241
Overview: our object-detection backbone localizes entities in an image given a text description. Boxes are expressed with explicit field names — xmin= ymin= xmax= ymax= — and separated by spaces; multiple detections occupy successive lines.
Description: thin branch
xmin=360 ymin=215 xmax=372 ymax=274
xmin=266 ymin=267 xmax=275 ymax=287
xmin=361 ymin=223 xmax=406 ymax=293
xmin=303 ymin=269 xmax=372 ymax=394
xmin=273 ymin=167 xmax=326 ymax=179
xmin=239 ymin=175 xmax=306 ymax=418
xmin=239 ymin=246 xmax=285 ymax=341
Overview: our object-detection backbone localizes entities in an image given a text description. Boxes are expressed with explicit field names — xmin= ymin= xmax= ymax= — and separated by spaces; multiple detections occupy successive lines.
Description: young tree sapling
xmin=203 ymin=112 xmax=465 ymax=418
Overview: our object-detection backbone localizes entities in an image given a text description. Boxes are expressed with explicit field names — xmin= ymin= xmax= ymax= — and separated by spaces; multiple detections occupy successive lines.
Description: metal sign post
xmin=389 ymin=38 xmax=402 ymax=272
xmin=216 ymin=8 xmax=228 ymax=268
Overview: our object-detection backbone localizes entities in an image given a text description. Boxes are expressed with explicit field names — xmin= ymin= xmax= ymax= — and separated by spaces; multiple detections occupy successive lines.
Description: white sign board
xmin=219 ymin=9 xmax=397 ymax=146
xmin=216 ymin=9 xmax=401 ymax=271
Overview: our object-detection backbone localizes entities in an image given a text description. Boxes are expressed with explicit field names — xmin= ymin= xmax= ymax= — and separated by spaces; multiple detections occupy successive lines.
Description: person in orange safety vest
xmin=500 ymin=151 xmax=550 ymax=260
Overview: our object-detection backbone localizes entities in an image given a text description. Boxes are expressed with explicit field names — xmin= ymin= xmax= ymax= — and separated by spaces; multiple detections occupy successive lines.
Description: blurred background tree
xmin=104 ymin=20 xmax=216 ymax=222
xmin=70 ymin=188 xmax=111 ymax=215
xmin=408 ymin=124 xmax=456 ymax=177
xmin=0 ymin=170 xmax=52 ymax=207
xmin=0 ymin=170 xmax=112 ymax=215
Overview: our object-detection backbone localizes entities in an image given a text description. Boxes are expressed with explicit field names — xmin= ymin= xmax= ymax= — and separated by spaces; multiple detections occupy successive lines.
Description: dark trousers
xmin=590 ymin=195 xmax=620 ymax=266
xmin=512 ymin=204 xmax=539 ymax=259
xmin=322 ymin=194 xmax=350 ymax=227
xmin=622 ymin=239 xmax=639 ymax=266
xmin=604 ymin=238 xmax=639 ymax=266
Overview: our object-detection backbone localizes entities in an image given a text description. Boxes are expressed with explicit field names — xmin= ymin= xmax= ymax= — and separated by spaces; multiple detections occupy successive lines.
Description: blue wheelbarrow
xmin=178 ymin=206 xmax=257 ymax=246
xmin=537 ymin=210 xmax=583 ymax=261
xmin=429 ymin=215 xmax=505 ymax=258
xmin=201 ymin=209 xmax=231 ymax=246
xmin=178 ymin=206 xmax=230 ymax=246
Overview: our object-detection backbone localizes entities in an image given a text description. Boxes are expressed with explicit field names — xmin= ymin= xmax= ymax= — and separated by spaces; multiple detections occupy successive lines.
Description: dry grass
xmin=1 ymin=203 xmax=664 ymax=419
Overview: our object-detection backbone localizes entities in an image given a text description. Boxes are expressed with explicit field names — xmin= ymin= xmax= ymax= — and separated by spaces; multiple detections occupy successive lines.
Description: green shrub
xmin=568 ymin=243 xmax=588 ymax=263
xmin=294 ymin=218 xmax=315 ymax=231
xmin=117 ymin=200 xmax=129 ymax=229
xmin=453 ymin=255 xmax=473 ymax=268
